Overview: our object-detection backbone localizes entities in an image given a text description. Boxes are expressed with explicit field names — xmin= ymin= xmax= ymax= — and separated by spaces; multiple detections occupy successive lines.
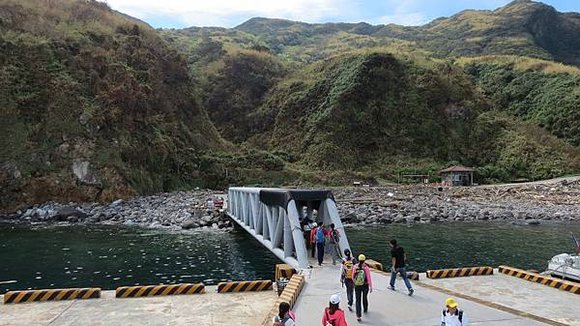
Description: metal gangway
xmin=227 ymin=187 xmax=351 ymax=270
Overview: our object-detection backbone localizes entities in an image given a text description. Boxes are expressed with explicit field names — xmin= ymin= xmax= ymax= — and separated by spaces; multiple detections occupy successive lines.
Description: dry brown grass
xmin=456 ymin=55 xmax=580 ymax=75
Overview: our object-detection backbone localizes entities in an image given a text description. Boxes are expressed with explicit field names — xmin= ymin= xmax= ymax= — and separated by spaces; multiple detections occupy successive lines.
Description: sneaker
xmin=408 ymin=288 xmax=414 ymax=296
xmin=348 ymin=305 xmax=353 ymax=312
xmin=357 ymin=317 xmax=362 ymax=322
xmin=389 ymin=286 xmax=395 ymax=291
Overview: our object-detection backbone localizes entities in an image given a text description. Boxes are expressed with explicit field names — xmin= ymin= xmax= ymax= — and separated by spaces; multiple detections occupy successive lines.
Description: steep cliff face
xmin=0 ymin=0 xmax=224 ymax=210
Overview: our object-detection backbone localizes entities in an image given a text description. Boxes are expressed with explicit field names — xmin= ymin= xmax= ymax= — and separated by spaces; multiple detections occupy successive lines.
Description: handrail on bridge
xmin=227 ymin=187 xmax=351 ymax=270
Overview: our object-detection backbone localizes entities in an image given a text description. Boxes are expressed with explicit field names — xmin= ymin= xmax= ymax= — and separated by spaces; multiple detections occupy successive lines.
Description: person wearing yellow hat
xmin=352 ymin=253 xmax=373 ymax=322
xmin=440 ymin=298 xmax=469 ymax=326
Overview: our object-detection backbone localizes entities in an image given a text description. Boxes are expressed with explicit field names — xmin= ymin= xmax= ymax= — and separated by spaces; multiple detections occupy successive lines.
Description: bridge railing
xmin=227 ymin=187 xmax=351 ymax=270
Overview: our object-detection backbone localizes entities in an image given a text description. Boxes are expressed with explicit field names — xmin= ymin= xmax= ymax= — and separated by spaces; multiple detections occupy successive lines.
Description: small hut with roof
xmin=439 ymin=166 xmax=475 ymax=186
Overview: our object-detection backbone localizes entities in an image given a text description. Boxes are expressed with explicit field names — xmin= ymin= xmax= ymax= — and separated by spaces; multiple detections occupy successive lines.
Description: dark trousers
xmin=311 ymin=242 xmax=316 ymax=258
xmin=355 ymin=284 xmax=369 ymax=318
xmin=344 ymin=279 xmax=354 ymax=306
xmin=316 ymin=242 xmax=325 ymax=264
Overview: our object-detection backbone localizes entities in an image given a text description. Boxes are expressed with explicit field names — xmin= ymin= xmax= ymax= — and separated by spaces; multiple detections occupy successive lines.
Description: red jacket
xmin=310 ymin=226 xmax=330 ymax=244
xmin=310 ymin=227 xmax=318 ymax=244
xmin=322 ymin=307 xmax=347 ymax=326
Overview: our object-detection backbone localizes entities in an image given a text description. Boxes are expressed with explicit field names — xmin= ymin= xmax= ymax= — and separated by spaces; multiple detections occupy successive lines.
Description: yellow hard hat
xmin=358 ymin=254 xmax=366 ymax=261
xmin=445 ymin=298 xmax=458 ymax=308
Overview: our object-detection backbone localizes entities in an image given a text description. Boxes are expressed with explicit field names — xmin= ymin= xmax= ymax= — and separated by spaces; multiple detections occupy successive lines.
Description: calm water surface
xmin=1 ymin=222 xmax=579 ymax=293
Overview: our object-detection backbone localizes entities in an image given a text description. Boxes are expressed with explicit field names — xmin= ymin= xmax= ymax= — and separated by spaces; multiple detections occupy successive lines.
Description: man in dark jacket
xmin=389 ymin=239 xmax=414 ymax=296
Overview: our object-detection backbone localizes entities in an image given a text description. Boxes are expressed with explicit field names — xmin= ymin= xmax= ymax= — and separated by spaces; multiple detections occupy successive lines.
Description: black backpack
xmin=442 ymin=310 xmax=463 ymax=324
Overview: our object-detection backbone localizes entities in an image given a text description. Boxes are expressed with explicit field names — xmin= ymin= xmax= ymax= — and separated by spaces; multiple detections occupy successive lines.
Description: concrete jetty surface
xmin=1 ymin=266 xmax=578 ymax=325
xmin=294 ymin=262 xmax=577 ymax=325
xmin=420 ymin=272 xmax=580 ymax=326
xmin=0 ymin=286 xmax=275 ymax=325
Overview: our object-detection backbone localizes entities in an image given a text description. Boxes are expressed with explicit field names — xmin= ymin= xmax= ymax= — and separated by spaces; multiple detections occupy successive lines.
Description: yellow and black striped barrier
xmin=262 ymin=274 xmax=305 ymax=326
xmin=275 ymin=264 xmax=296 ymax=281
xmin=217 ymin=280 xmax=272 ymax=293
xmin=4 ymin=288 xmax=100 ymax=304
xmin=116 ymin=283 xmax=205 ymax=298
xmin=427 ymin=266 xmax=493 ymax=279
xmin=498 ymin=265 xmax=580 ymax=295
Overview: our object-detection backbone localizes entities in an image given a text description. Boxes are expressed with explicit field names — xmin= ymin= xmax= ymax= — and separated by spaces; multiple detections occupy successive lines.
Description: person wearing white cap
xmin=440 ymin=298 xmax=469 ymax=326
xmin=322 ymin=294 xmax=348 ymax=326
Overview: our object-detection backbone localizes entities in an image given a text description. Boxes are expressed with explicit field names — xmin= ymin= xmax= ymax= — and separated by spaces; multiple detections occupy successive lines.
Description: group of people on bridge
xmin=304 ymin=222 xmax=341 ymax=266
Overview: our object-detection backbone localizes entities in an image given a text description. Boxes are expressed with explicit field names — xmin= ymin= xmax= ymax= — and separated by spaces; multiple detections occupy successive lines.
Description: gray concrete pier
xmin=294 ymin=262 xmax=578 ymax=325
xmin=0 ymin=286 xmax=276 ymax=326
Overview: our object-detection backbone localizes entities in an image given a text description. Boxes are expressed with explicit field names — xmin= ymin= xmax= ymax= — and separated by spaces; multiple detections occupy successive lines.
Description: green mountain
xmin=162 ymin=0 xmax=579 ymax=181
xmin=0 ymin=0 xmax=226 ymax=210
xmin=1 ymin=0 xmax=579 ymax=210
xmin=260 ymin=51 xmax=579 ymax=180
xmin=379 ymin=0 xmax=580 ymax=66
xmin=178 ymin=0 xmax=580 ymax=66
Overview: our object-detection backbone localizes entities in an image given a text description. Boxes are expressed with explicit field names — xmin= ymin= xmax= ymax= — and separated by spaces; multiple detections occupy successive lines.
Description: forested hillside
xmin=0 ymin=0 xmax=225 ymax=209
xmin=1 ymin=0 xmax=579 ymax=210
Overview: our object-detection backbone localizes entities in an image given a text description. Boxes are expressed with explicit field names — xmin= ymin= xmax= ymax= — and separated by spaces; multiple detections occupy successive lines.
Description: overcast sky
xmin=104 ymin=0 xmax=580 ymax=29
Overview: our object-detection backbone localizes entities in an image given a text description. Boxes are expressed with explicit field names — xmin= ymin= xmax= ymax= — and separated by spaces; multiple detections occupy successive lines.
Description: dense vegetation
xmin=1 ymin=0 xmax=579 ymax=210
xmin=463 ymin=61 xmax=580 ymax=146
xmin=0 ymin=0 xmax=227 ymax=209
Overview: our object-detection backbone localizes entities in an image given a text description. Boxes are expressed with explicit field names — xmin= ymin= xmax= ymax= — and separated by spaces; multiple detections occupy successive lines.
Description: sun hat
xmin=445 ymin=298 xmax=458 ymax=308
xmin=330 ymin=294 xmax=341 ymax=305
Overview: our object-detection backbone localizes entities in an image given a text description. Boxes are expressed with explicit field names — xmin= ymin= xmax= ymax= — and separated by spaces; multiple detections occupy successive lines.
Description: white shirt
xmin=272 ymin=316 xmax=295 ymax=326
xmin=441 ymin=309 xmax=469 ymax=326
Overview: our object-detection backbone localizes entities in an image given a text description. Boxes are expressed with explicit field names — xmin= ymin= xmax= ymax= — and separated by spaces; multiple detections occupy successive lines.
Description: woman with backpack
xmin=322 ymin=294 xmax=348 ymax=326
xmin=340 ymin=249 xmax=357 ymax=311
xmin=273 ymin=301 xmax=295 ymax=326
xmin=352 ymin=254 xmax=373 ymax=322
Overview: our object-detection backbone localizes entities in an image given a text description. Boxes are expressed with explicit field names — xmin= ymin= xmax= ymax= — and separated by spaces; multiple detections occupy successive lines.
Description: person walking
xmin=388 ymin=239 xmax=414 ymax=296
xmin=310 ymin=223 xmax=318 ymax=258
xmin=440 ymin=298 xmax=469 ymax=326
xmin=315 ymin=222 xmax=327 ymax=266
xmin=329 ymin=223 xmax=341 ymax=265
xmin=352 ymin=254 xmax=372 ymax=322
xmin=340 ymin=249 xmax=357 ymax=311
xmin=273 ymin=301 xmax=296 ymax=326
xmin=322 ymin=294 xmax=348 ymax=326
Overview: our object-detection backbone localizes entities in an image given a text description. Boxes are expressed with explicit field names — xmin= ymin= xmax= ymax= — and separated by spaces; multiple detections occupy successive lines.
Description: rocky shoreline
xmin=334 ymin=178 xmax=580 ymax=225
xmin=1 ymin=179 xmax=579 ymax=229
xmin=0 ymin=190 xmax=232 ymax=230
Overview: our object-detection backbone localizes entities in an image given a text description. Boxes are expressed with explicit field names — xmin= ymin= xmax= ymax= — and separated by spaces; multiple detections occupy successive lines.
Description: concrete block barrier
xmin=115 ymin=283 xmax=205 ymax=298
xmin=498 ymin=265 xmax=580 ymax=295
xmin=427 ymin=266 xmax=493 ymax=279
xmin=407 ymin=271 xmax=420 ymax=280
xmin=366 ymin=259 xmax=383 ymax=271
xmin=275 ymin=264 xmax=296 ymax=280
xmin=262 ymin=274 xmax=305 ymax=326
xmin=4 ymin=288 xmax=100 ymax=304
xmin=369 ymin=267 xmax=420 ymax=281
xmin=365 ymin=259 xmax=419 ymax=280
xmin=217 ymin=280 xmax=272 ymax=293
